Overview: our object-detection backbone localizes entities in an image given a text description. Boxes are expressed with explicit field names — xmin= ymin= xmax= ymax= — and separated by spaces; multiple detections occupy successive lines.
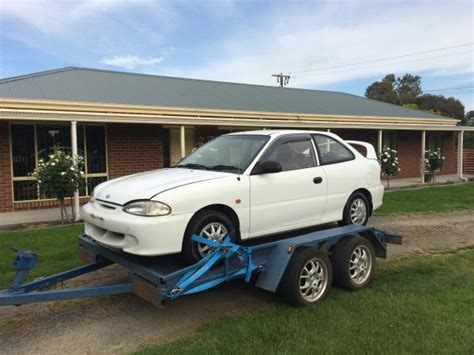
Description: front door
xmin=249 ymin=136 xmax=327 ymax=237
xmin=169 ymin=127 xmax=196 ymax=166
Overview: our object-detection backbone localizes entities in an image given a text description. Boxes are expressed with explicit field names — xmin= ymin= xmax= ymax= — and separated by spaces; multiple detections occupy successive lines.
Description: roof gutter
xmin=1 ymin=109 xmax=473 ymax=132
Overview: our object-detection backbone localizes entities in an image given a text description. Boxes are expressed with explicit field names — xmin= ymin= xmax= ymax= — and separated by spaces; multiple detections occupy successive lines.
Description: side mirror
xmin=259 ymin=160 xmax=282 ymax=174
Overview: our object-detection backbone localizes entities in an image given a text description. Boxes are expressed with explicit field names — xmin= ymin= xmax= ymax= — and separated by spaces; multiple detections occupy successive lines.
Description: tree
xmin=366 ymin=74 xmax=465 ymax=121
xmin=416 ymin=94 xmax=464 ymax=121
xmin=32 ymin=148 xmax=84 ymax=222
xmin=466 ymin=110 xmax=474 ymax=126
xmin=365 ymin=74 xmax=399 ymax=104
xmin=396 ymin=74 xmax=422 ymax=105
xmin=465 ymin=111 xmax=474 ymax=148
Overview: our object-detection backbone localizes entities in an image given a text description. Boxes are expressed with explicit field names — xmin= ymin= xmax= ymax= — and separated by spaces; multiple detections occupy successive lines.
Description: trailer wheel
xmin=278 ymin=248 xmax=332 ymax=307
xmin=331 ymin=235 xmax=375 ymax=290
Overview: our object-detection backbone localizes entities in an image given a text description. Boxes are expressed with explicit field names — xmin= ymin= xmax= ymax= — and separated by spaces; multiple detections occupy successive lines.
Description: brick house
xmin=0 ymin=67 xmax=471 ymax=216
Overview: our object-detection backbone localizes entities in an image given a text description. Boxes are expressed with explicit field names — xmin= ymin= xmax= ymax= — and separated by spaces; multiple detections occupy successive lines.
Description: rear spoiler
xmin=346 ymin=140 xmax=378 ymax=160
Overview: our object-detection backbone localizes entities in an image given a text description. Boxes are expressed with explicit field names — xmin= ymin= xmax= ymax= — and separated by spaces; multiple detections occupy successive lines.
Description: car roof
xmin=226 ymin=129 xmax=335 ymax=138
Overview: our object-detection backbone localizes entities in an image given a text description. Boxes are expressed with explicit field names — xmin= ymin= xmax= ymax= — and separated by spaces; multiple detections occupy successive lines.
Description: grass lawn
xmin=137 ymin=248 xmax=474 ymax=354
xmin=0 ymin=224 xmax=82 ymax=288
xmin=375 ymin=182 xmax=474 ymax=216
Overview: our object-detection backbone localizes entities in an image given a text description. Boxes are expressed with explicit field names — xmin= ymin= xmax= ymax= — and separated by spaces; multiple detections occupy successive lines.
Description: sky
xmin=0 ymin=0 xmax=473 ymax=111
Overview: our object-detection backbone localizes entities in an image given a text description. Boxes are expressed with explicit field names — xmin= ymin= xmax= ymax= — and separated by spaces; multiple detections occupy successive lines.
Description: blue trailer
xmin=0 ymin=224 xmax=401 ymax=307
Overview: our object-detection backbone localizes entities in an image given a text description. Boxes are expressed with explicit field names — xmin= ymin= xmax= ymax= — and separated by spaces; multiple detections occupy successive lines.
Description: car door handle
xmin=313 ymin=177 xmax=323 ymax=184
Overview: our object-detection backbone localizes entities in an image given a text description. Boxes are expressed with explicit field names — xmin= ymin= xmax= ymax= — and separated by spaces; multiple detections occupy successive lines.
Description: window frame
xmin=311 ymin=134 xmax=356 ymax=166
xmin=251 ymin=134 xmax=319 ymax=174
xmin=382 ymin=130 xmax=397 ymax=151
xmin=9 ymin=122 xmax=108 ymax=202
xmin=426 ymin=133 xmax=442 ymax=152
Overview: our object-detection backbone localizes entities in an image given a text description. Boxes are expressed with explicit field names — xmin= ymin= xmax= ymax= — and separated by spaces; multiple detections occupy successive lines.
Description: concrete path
xmin=0 ymin=207 xmax=63 ymax=228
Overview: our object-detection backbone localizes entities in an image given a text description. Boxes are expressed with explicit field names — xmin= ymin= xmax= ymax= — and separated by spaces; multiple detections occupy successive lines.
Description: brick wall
xmin=195 ymin=126 xmax=220 ymax=139
xmin=463 ymin=149 xmax=474 ymax=173
xmin=12 ymin=197 xmax=91 ymax=211
xmin=440 ymin=132 xmax=457 ymax=175
xmin=395 ymin=131 xmax=422 ymax=178
xmin=331 ymin=129 xmax=378 ymax=147
xmin=331 ymin=129 xmax=378 ymax=157
xmin=0 ymin=122 xmax=13 ymax=212
xmin=107 ymin=123 xmax=164 ymax=179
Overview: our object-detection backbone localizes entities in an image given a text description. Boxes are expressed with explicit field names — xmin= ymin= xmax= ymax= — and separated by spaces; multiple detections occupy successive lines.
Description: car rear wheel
xmin=340 ymin=192 xmax=370 ymax=226
xmin=181 ymin=210 xmax=237 ymax=264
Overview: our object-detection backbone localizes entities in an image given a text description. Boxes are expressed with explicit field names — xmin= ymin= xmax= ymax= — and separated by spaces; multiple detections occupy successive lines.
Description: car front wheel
xmin=181 ymin=210 xmax=237 ymax=264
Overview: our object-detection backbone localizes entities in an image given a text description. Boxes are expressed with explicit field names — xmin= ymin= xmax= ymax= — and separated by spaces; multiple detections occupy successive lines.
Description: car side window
xmin=312 ymin=135 xmax=355 ymax=165
xmin=261 ymin=138 xmax=316 ymax=172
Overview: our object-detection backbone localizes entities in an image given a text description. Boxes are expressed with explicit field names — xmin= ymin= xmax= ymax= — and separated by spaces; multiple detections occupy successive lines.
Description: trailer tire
xmin=182 ymin=209 xmax=237 ymax=264
xmin=278 ymin=248 xmax=332 ymax=307
xmin=331 ymin=235 xmax=375 ymax=290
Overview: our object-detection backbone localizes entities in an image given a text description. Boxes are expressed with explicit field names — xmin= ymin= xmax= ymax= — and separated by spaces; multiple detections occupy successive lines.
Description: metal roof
xmin=0 ymin=67 xmax=455 ymax=120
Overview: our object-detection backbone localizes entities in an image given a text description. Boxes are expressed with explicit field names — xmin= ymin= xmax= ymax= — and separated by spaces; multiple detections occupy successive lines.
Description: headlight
xmin=122 ymin=201 xmax=171 ymax=216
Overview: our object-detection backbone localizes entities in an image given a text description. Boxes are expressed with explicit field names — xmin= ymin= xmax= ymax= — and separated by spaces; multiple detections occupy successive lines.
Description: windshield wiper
xmin=209 ymin=164 xmax=241 ymax=172
xmin=175 ymin=163 xmax=210 ymax=170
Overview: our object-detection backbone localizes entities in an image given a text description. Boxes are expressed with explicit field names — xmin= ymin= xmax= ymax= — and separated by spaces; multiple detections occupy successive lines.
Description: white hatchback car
xmin=82 ymin=130 xmax=383 ymax=263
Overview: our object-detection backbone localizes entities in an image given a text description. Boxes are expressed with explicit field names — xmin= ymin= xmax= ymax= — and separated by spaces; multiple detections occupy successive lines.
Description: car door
xmin=312 ymin=134 xmax=364 ymax=222
xmin=249 ymin=135 xmax=328 ymax=237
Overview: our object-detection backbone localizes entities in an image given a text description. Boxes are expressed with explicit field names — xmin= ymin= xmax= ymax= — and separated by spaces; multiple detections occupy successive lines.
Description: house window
xmin=10 ymin=123 xmax=108 ymax=201
xmin=382 ymin=131 xmax=397 ymax=150
xmin=427 ymin=133 xmax=441 ymax=152
xmin=425 ymin=133 xmax=442 ymax=173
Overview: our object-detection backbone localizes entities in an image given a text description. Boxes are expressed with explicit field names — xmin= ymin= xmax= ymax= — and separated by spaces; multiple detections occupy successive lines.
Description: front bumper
xmin=81 ymin=200 xmax=193 ymax=256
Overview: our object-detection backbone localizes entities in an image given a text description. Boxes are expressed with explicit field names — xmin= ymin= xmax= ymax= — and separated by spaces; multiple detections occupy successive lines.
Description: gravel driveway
xmin=1 ymin=210 xmax=473 ymax=354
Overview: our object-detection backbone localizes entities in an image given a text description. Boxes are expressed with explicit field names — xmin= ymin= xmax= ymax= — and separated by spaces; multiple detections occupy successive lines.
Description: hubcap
xmin=197 ymin=222 xmax=228 ymax=257
xmin=349 ymin=245 xmax=372 ymax=284
xmin=350 ymin=198 xmax=367 ymax=225
xmin=299 ymin=258 xmax=328 ymax=302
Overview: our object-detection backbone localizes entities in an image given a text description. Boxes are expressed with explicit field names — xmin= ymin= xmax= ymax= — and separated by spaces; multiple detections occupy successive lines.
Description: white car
xmin=82 ymin=130 xmax=383 ymax=263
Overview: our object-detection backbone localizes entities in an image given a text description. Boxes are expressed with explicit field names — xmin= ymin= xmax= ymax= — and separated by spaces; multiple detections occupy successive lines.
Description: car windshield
xmin=176 ymin=134 xmax=269 ymax=173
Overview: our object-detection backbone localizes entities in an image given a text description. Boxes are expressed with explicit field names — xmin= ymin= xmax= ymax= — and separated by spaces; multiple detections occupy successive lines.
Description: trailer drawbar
xmin=0 ymin=224 xmax=401 ymax=307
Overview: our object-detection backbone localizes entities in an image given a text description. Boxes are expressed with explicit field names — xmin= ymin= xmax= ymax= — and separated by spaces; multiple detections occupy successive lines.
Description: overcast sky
xmin=1 ymin=0 xmax=473 ymax=111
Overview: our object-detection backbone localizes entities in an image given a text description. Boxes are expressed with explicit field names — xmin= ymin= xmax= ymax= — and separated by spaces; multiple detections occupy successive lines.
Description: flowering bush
xmin=31 ymin=148 xmax=84 ymax=222
xmin=424 ymin=148 xmax=445 ymax=181
xmin=379 ymin=146 xmax=400 ymax=188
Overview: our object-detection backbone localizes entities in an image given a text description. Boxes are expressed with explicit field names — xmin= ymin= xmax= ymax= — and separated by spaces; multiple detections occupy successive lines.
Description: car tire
xmin=340 ymin=192 xmax=370 ymax=226
xmin=278 ymin=248 xmax=332 ymax=307
xmin=181 ymin=209 xmax=237 ymax=264
xmin=331 ymin=235 xmax=375 ymax=290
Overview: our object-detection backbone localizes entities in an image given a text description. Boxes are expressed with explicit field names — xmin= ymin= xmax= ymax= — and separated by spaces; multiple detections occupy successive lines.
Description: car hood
xmin=94 ymin=168 xmax=232 ymax=205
